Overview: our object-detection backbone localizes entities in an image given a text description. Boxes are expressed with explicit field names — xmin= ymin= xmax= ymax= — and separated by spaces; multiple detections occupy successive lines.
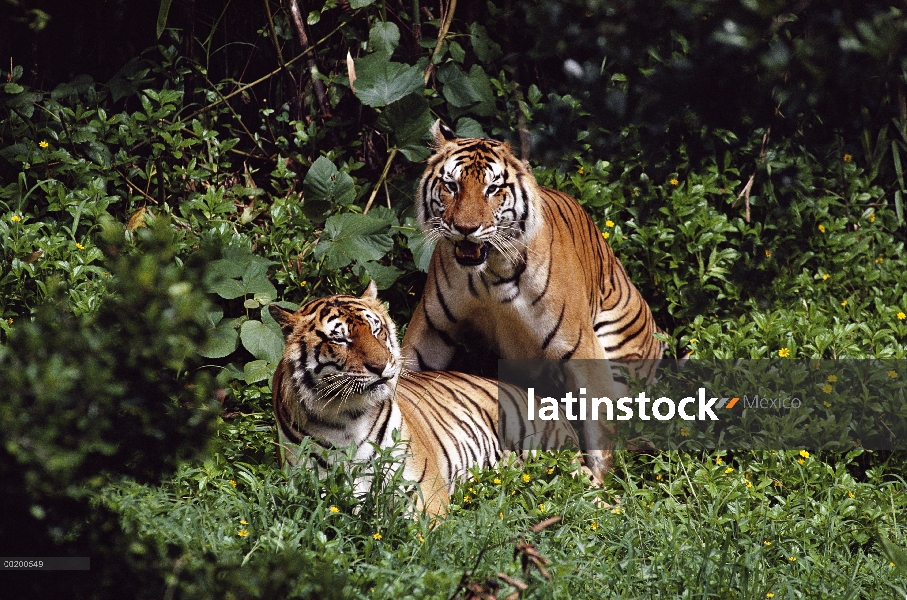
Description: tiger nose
xmin=363 ymin=359 xmax=388 ymax=376
xmin=453 ymin=223 xmax=479 ymax=236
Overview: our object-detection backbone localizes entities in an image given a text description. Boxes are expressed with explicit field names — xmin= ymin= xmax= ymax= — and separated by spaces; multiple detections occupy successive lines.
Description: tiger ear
xmin=361 ymin=279 xmax=378 ymax=300
xmin=269 ymin=304 xmax=298 ymax=337
xmin=431 ymin=119 xmax=457 ymax=145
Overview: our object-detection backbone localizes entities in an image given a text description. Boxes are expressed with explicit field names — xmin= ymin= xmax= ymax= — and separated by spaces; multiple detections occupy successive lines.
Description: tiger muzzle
xmin=453 ymin=240 xmax=489 ymax=265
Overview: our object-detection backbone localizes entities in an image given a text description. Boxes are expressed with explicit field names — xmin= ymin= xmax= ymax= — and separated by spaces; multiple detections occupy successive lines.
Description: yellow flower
xmin=539 ymin=504 xmax=545 ymax=512
xmin=39 ymin=140 xmax=49 ymax=149
xmin=818 ymin=224 xmax=826 ymax=233
xmin=6 ymin=318 xmax=12 ymax=325
xmin=724 ymin=467 xmax=734 ymax=474
xmin=605 ymin=220 xmax=615 ymax=228
xmin=590 ymin=521 xmax=599 ymax=530
xmin=797 ymin=458 xmax=805 ymax=465
xmin=789 ymin=556 xmax=797 ymax=561
xmin=847 ymin=490 xmax=854 ymax=498
xmin=764 ymin=249 xmax=772 ymax=257
xmin=875 ymin=256 xmax=884 ymax=263
xmin=778 ymin=348 xmax=791 ymax=358
xmin=823 ymin=401 xmax=831 ymax=407
xmin=887 ymin=370 xmax=898 ymax=379
xmin=841 ymin=300 xmax=847 ymax=307
xmin=237 ymin=529 xmax=249 ymax=537
xmin=493 ymin=478 xmax=501 ymax=485
xmin=827 ymin=375 xmax=837 ymax=383
xmin=329 ymin=506 xmax=339 ymax=513
xmin=716 ymin=456 xmax=723 ymax=465
xmin=892 ymin=562 xmax=897 ymax=567
xmin=418 ymin=534 xmax=424 ymax=542
xmin=679 ymin=427 xmax=690 ymax=437
xmin=656 ymin=473 xmax=663 ymax=481
xmin=372 ymin=533 xmax=382 ymax=540
xmin=577 ymin=166 xmax=585 ymax=175
xmin=463 ymin=495 xmax=470 ymax=503
xmin=897 ymin=312 xmax=906 ymax=320
xmin=745 ymin=480 xmax=753 ymax=488
xmin=822 ymin=273 xmax=830 ymax=280
xmin=602 ymin=231 xmax=610 ymax=239
xmin=230 ymin=480 xmax=237 ymax=487
xmin=522 ymin=473 xmax=530 ymax=483
xmin=76 ymin=243 xmax=85 ymax=250
xmin=610 ymin=507 xmax=621 ymax=514
xmin=766 ymin=593 xmax=775 ymax=598
xmin=773 ymin=480 xmax=782 ymax=487
xmin=763 ymin=541 xmax=772 ymax=546
xmin=821 ymin=384 xmax=832 ymax=394
xmin=300 ymin=280 xmax=307 ymax=287
xmin=10 ymin=215 xmax=21 ymax=222
xmin=240 ymin=519 xmax=248 ymax=525
xmin=843 ymin=153 xmax=852 ymax=163
xmin=869 ymin=213 xmax=876 ymax=223
xmin=547 ymin=467 xmax=554 ymax=474
xmin=499 ymin=511 xmax=504 ymax=520
xmin=669 ymin=178 xmax=679 ymax=186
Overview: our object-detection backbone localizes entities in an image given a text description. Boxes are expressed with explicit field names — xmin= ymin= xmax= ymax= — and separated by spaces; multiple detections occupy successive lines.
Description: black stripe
xmin=434 ymin=276 xmax=458 ymax=323
xmin=542 ymin=303 xmax=566 ymax=351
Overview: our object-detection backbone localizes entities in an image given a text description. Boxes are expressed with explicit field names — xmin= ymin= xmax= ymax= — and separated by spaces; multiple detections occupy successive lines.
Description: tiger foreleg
xmin=400 ymin=298 xmax=459 ymax=371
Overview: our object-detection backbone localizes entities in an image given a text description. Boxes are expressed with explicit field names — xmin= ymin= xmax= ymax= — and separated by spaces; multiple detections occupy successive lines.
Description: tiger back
xmin=269 ymin=281 xmax=578 ymax=516
xmin=401 ymin=121 xmax=665 ymax=480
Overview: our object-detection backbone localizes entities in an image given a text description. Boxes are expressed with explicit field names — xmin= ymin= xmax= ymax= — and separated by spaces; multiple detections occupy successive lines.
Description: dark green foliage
xmin=0 ymin=218 xmax=219 ymax=598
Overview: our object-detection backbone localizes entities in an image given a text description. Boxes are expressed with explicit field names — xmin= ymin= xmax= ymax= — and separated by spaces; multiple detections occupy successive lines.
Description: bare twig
xmin=425 ymin=0 xmax=457 ymax=84
xmin=364 ymin=148 xmax=398 ymax=214
xmin=734 ymin=127 xmax=770 ymax=223
xmin=286 ymin=0 xmax=328 ymax=114
xmin=180 ymin=18 xmax=348 ymax=123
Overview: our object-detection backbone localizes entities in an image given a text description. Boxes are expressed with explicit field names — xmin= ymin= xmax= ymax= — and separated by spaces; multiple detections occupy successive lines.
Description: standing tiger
xmin=402 ymin=121 xmax=665 ymax=482
xmin=269 ymin=281 xmax=578 ymax=516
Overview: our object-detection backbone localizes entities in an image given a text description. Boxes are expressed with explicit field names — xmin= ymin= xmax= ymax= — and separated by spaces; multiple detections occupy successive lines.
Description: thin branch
xmin=286 ymin=0 xmax=328 ymax=114
xmin=424 ymin=0 xmax=457 ymax=84
xmin=364 ymin=148 xmax=398 ymax=214
xmin=180 ymin=18 xmax=348 ymax=123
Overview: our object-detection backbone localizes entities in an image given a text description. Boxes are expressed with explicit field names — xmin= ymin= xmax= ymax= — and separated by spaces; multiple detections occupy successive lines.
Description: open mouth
xmin=364 ymin=377 xmax=389 ymax=391
xmin=454 ymin=240 xmax=489 ymax=265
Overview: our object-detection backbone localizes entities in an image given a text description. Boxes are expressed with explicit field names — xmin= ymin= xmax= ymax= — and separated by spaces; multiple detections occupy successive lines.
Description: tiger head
xmin=269 ymin=281 xmax=401 ymax=419
xmin=417 ymin=120 xmax=539 ymax=268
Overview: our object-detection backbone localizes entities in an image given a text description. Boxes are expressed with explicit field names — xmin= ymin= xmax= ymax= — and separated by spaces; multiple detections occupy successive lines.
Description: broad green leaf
xmin=369 ymin=21 xmax=400 ymax=55
xmin=353 ymin=52 xmax=423 ymax=107
xmin=455 ymin=117 xmax=486 ymax=138
xmin=401 ymin=216 xmax=436 ymax=273
xmin=243 ymin=359 xmax=272 ymax=384
xmin=240 ymin=319 xmax=285 ymax=363
xmin=349 ymin=0 xmax=376 ymax=7
xmin=200 ymin=318 xmax=239 ymax=359
xmin=399 ymin=144 xmax=431 ymax=162
xmin=465 ymin=65 xmax=496 ymax=116
xmin=356 ymin=260 xmax=403 ymax=290
xmin=4 ymin=83 xmax=24 ymax=94
xmin=314 ymin=211 xmax=396 ymax=270
xmin=303 ymin=156 xmax=356 ymax=217
xmin=438 ymin=63 xmax=482 ymax=108
xmin=470 ymin=23 xmax=502 ymax=63
xmin=376 ymin=93 xmax=432 ymax=148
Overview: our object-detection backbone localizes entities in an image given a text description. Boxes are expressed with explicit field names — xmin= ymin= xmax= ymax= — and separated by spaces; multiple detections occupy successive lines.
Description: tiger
xmin=401 ymin=120 xmax=666 ymax=482
xmin=269 ymin=281 xmax=579 ymax=516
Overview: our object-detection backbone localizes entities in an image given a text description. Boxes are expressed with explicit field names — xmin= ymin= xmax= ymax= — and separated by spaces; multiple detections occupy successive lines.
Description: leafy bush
xmin=2 ymin=0 xmax=907 ymax=598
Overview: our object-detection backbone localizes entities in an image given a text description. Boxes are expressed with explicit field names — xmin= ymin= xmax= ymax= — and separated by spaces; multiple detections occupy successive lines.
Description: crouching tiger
xmin=402 ymin=121 xmax=666 ymax=482
xmin=269 ymin=282 xmax=579 ymax=516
